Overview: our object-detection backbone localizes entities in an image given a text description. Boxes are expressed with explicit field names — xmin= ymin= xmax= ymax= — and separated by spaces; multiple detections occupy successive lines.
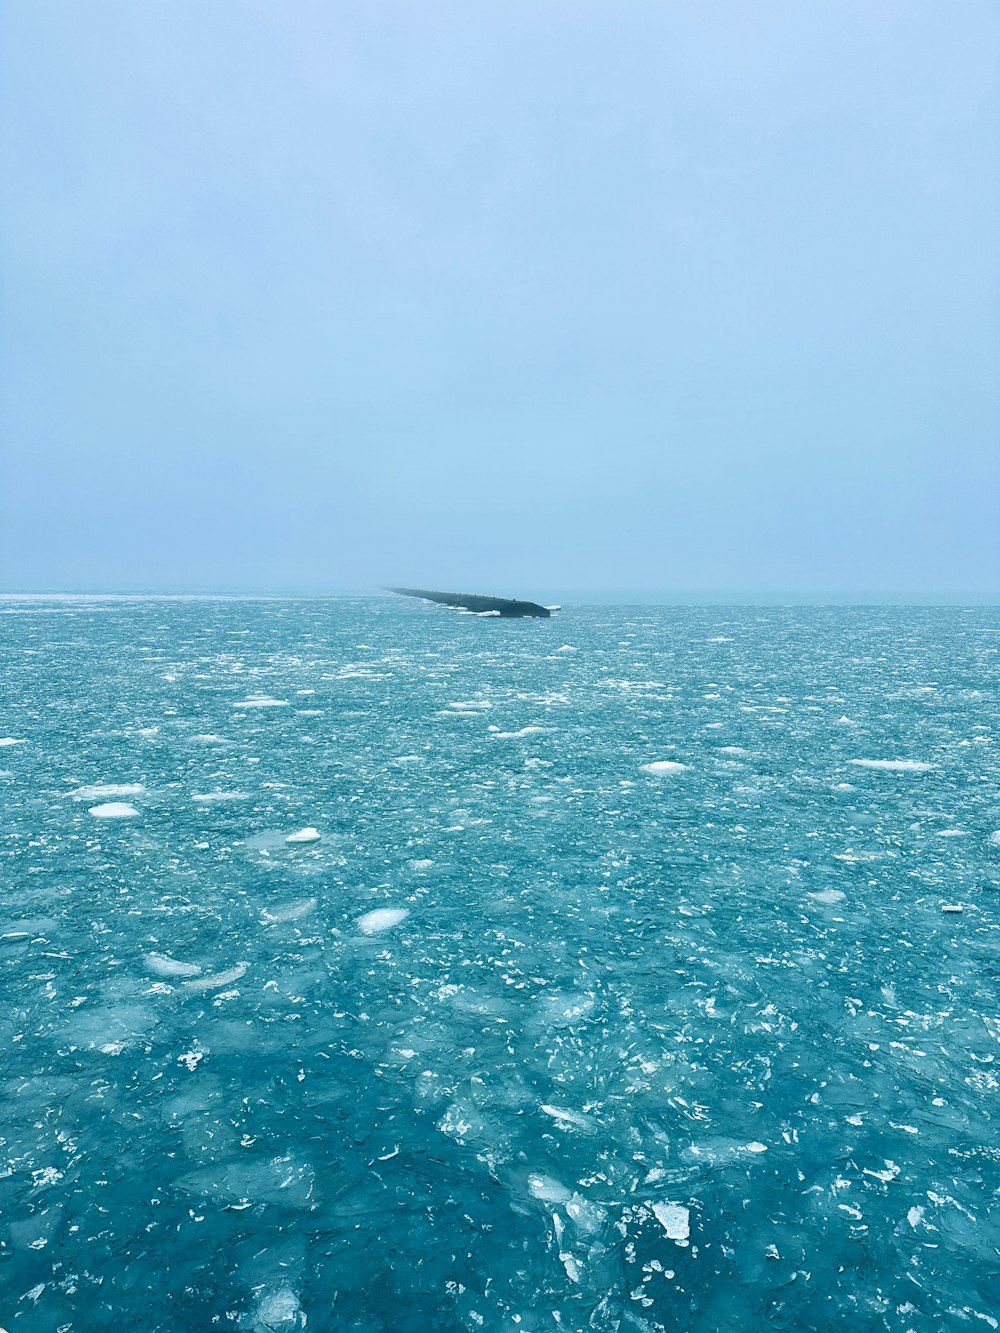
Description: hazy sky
xmin=2 ymin=1 xmax=997 ymax=598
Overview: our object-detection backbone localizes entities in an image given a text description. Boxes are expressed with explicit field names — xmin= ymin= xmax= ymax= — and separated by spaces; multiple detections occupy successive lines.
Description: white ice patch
xmin=652 ymin=1202 xmax=690 ymax=1243
xmin=232 ymin=696 xmax=289 ymax=708
xmin=192 ymin=791 xmax=247 ymax=803
xmin=0 ymin=737 xmax=27 ymax=746
xmin=261 ymin=898 xmax=317 ymax=924
xmin=540 ymin=1104 xmax=594 ymax=1131
xmin=642 ymin=761 xmax=688 ymax=776
xmin=183 ymin=963 xmax=247 ymax=992
xmin=357 ymin=908 xmax=409 ymax=935
xmin=73 ymin=783 xmax=145 ymax=800
xmin=810 ymin=889 xmax=846 ymax=905
xmin=990 ymin=830 xmax=1000 ymax=846
xmin=145 ymin=952 xmax=201 ymax=978
xmin=286 ymin=827 xmax=321 ymax=843
xmin=527 ymin=1173 xmax=572 ymax=1203
xmin=88 ymin=802 xmax=139 ymax=818
xmin=940 ymin=903 xmax=964 ymax=914
xmin=847 ymin=759 xmax=935 ymax=772
xmin=250 ymin=1285 xmax=305 ymax=1331
xmin=493 ymin=726 xmax=549 ymax=739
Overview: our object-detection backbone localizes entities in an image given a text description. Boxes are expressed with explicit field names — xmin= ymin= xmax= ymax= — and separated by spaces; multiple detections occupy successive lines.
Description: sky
xmin=1 ymin=1 xmax=997 ymax=599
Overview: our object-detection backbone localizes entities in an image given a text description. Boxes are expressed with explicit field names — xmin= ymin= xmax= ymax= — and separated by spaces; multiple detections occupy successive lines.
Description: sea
xmin=1 ymin=595 xmax=997 ymax=1332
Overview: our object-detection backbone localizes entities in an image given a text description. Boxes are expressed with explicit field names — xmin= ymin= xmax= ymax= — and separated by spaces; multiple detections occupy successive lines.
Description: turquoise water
xmin=1 ymin=596 xmax=997 ymax=1331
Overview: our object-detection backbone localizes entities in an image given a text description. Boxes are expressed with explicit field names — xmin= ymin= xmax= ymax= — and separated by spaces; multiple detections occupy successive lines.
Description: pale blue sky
xmin=1 ymin=1 xmax=997 ymax=598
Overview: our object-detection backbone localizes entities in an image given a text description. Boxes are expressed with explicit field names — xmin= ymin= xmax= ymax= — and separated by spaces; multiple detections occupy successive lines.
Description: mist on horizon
xmin=2 ymin=2 xmax=997 ymax=600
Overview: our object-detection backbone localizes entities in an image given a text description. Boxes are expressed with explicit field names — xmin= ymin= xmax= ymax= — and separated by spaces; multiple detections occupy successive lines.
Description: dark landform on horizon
xmin=387 ymin=588 xmax=553 ymax=618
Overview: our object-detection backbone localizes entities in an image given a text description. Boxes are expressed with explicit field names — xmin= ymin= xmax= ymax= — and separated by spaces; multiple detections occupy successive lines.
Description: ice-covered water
xmin=1 ymin=595 xmax=998 ymax=1331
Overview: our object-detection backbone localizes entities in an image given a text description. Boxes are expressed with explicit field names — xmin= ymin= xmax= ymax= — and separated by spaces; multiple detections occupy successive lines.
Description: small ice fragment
xmin=251 ymin=1284 xmax=304 ymax=1331
xmin=764 ymin=1243 xmax=780 ymax=1260
xmin=527 ymin=1173 xmax=572 ymax=1203
xmin=286 ymin=827 xmax=321 ymax=843
xmin=261 ymin=898 xmax=317 ymax=924
xmin=641 ymin=761 xmax=688 ymax=776
xmin=74 ymin=783 xmax=145 ymax=800
xmin=183 ymin=963 xmax=247 ymax=992
xmin=192 ymin=791 xmax=247 ymax=803
xmin=357 ymin=908 xmax=409 ymax=935
xmin=0 ymin=737 xmax=27 ymax=746
xmin=940 ymin=903 xmax=964 ymax=913
xmin=88 ymin=802 xmax=139 ymax=818
xmin=847 ymin=759 xmax=935 ymax=772
xmin=745 ymin=1141 xmax=768 ymax=1153
xmin=178 ymin=1050 xmax=204 ymax=1071
xmin=652 ymin=1202 xmax=690 ymax=1243
xmin=810 ymin=889 xmax=846 ymax=905
xmin=145 ymin=952 xmax=201 ymax=978
xmin=232 ymin=696 xmax=289 ymax=708
xmin=540 ymin=1104 xmax=594 ymax=1131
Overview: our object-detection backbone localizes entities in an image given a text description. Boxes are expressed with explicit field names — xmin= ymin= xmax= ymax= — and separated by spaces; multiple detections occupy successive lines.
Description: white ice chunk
xmin=540 ymin=1104 xmax=594 ymax=1131
xmin=652 ymin=1202 xmax=690 ymax=1243
xmin=73 ymin=783 xmax=145 ymax=800
xmin=0 ymin=737 xmax=27 ymax=746
xmin=183 ymin=963 xmax=248 ymax=992
xmin=642 ymin=761 xmax=688 ymax=775
xmin=232 ymin=696 xmax=289 ymax=708
xmin=565 ymin=1193 xmax=604 ymax=1234
xmin=357 ymin=908 xmax=409 ymax=935
xmin=261 ymin=898 xmax=317 ymax=924
xmin=88 ymin=802 xmax=139 ymax=818
xmin=251 ymin=1285 xmax=305 ymax=1331
xmin=527 ymin=1173 xmax=572 ymax=1203
xmin=145 ymin=952 xmax=201 ymax=978
xmin=286 ymin=827 xmax=321 ymax=843
xmin=847 ymin=759 xmax=935 ymax=772
xmin=192 ymin=791 xmax=248 ymax=803
xmin=810 ymin=889 xmax=846 ymax=905
xmin=940 ymin=903 xmax=964 ymax=913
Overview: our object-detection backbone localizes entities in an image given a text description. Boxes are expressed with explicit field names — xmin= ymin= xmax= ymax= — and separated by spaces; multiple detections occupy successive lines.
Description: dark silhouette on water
xmin=388 ymin=588 xmax=552 ymax=618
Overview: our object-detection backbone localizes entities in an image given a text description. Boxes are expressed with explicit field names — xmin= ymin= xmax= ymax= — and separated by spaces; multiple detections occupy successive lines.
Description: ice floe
xmin=88 ymin=802 xmax=139 ymax=818
xmin=847 ymin=759 xmax=935 ymax=772
xmin=286 ymin=827 xmax=321 ymax=843
xmin=182 ymin=963 xmax=248 ymax=992
xmin=641 ymin=760 xmax=688 ymax=775
xmin=357 ymin=908 xmax=409 ymax=935
xmin=0 ymin=737 xmax=26 ymax=746
xmin=73 ymin=783 xmax=145 ymax=800
xmin=540 ymin=1104 xmax=595 ymax=1131
xmin=145 ymin=952 xmax=202 ymax=978
xmin=652 ymin=1202 xmax=690 ymax=1243
xmin=810 ymin=888 xmax=846 ymax=905
xmin=527 ymin=1173 xmax=572 ymax=1203
xmin=232 ymin=696 xmax=289 ymax=708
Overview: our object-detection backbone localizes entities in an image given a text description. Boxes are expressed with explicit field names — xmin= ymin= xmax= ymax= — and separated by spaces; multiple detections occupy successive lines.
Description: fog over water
xmin=1 ymin=3 xmax=998 ymax=598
